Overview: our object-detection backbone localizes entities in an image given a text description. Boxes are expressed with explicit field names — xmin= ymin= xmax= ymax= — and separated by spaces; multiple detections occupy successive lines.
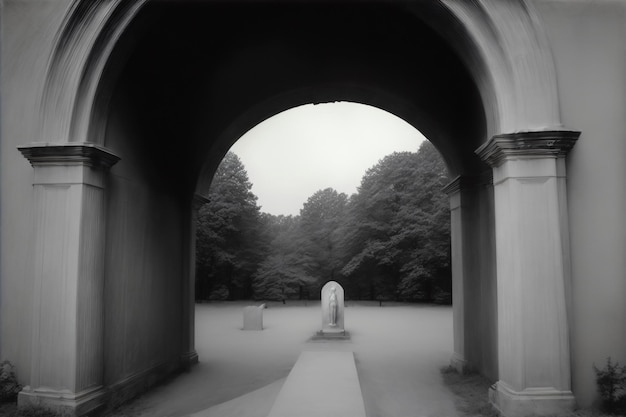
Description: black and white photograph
xmin=0 ymin=1 xmax=624 ymax=417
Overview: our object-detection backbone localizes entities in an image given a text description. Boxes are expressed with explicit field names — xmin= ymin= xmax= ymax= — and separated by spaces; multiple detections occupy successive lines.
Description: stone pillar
xmin=443 ymin=176 xmax=468 ymax=373
xmin=180 ymin=196 xmax=207 ymax=368
xmin=444 ymin=174 xmax=495 ymax=375
xmin=17 ymin=143 xmax=119 ymax=416
xmin=476 ymin=131 xmax=579 ymax=417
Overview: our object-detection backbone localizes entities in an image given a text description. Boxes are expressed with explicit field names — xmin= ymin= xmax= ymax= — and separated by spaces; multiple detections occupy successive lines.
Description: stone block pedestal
xmin=310 ymin=330 xmax=351 ymax=341
xmin=489 ymin=382 xmax=576 ymax=417
xmin=18 ymin=386 xmax=107 ymax=417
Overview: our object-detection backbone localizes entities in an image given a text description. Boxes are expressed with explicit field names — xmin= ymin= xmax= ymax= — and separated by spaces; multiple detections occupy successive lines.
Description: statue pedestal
xmin=310 ymin=330 xmax=351 ymax=341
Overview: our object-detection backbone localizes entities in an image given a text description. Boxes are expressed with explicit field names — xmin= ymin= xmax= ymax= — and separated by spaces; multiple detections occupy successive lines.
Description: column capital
xmin=192 ymin=194 xmax=210 ymax=211
xmin=442 ymin=172 xmax=493 ymax=196
xmin=475 ymin=130 xmax=580 ymax=168
xmin=18 ymin=143 xmax=120 ymax=169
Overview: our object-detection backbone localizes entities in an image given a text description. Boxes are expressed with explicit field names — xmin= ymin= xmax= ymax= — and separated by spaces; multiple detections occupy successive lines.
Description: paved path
xmin=267 ymin=351 xmax=366 ymax=417
xmin=189 ymin=378 xmax=286 ymax=417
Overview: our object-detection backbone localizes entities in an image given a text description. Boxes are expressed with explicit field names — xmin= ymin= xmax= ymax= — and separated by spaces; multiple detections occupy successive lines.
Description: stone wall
xmin=101 ymin=83 xmax=191 ymax=404
xmin=532 ymin=0 xmax=626 ymax=407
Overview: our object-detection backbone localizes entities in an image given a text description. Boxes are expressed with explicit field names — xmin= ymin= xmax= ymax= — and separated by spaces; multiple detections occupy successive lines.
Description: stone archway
xmin=16 ymin=1 xmax=579 ymax=416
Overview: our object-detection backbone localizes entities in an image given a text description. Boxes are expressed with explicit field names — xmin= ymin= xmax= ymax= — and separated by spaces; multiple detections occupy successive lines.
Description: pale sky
xmin=230 ymin=102 xmax=426 ymax=216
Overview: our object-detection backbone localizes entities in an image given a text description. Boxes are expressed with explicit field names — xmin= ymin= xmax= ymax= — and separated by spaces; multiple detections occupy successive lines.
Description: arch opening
xmin=93 ymin=1 xmax=497 ymax=407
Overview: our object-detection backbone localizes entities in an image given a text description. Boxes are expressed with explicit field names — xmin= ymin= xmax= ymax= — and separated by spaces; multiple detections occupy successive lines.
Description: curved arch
xmin=38 ymin=0 xmax=562 ymax=148
xmin=194 ymin=85 xmax=460 ymax=198
xmin=39 ymin=0 xmax=149 ymax=144
xmin=405 ymin=0 xmax=562 ymax=136
xmin=443 ymin=0 xmax=562 ymax=133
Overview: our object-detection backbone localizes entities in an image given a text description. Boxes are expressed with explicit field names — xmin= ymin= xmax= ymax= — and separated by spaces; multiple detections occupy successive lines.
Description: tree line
xmin=195 ymin=141 xmax=452 ymax=303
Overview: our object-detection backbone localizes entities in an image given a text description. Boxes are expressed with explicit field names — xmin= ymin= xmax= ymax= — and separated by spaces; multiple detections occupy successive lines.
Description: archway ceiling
xmin=107 ymin=1 xmax=488 ymax=188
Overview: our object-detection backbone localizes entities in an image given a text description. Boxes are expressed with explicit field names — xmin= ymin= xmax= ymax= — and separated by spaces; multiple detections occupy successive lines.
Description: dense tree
xmin=341 ymin=141 xmax=451 ymax=302
xmin=299 ymin=188 xmax=349 ymax=289
xmin=252 ymin=214 xmax=317 ymax=300
xmin=252 ymin=189 xmax=349 ymax=300
xmin=196 ymin=142 xmax=451 ymax=304
xmin=195 ymin=152 xmax=262 ymax=300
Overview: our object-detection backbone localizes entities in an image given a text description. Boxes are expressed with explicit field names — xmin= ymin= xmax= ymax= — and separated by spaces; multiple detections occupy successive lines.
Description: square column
xmin=476 ymin=131 xmax=579 ymax=417
xmin=17 ymin=144 xmax=119 ymax=416
xmin=443 ymin=177 xmax=468 ymax=373
xmin=444 ymin=174 xmax=496 ymax=376
xmin=179 ymin=195 xmax=209 ymax=368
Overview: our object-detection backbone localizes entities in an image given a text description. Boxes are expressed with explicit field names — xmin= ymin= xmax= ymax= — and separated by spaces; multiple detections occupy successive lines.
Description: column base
xmin=18 ymin=385 xmax=106 ymax=417
xmin=180 ymin=350 xmax=199 ymax=370
xmin=489 ymin=381 xmax=576 ymax=417
xmin=450 ymin=353 xmax=471 ymax=374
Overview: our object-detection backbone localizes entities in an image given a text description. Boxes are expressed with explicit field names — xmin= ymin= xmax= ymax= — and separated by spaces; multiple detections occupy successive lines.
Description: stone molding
xmin=489 ymin=382 xmax=576 ymax=417
xmin=18 ymin=143 xmax=120 ymax=169
xmin=442 ymin=176 xmax=463 ymax=196
xmin=192 ymin=194 xmax=210 ymax=211
xmin=19 ymin=385 xmax=106 ymax=416
xmin=442 ymin=172 xmax=493 ymax=195
xmin=475 ymin=130 xmax=580 ymax=168
xmin=180 ymin=350 xmax=199 ymax=369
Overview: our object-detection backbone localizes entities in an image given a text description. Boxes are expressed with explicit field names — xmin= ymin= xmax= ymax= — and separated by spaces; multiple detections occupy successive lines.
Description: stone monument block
xmin=243 ymin=305 xmax=264 ymax=330
xmin=321 ymin=281 xmax=345 ymax=333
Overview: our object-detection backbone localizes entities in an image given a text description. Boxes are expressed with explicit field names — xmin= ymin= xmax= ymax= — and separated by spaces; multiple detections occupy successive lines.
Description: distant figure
xmin=329 ymin=286 xmax=338 ymax=326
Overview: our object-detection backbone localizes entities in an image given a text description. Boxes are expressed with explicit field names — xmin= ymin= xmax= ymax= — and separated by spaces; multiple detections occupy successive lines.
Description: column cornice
xmin=193 ymin=194 xmax=210 ymax=211
xmin=18 ymin=143 xmax=120 ymax=169
xmin=475 ymin=130 xmax=580 ymax=168
xmin=442 ymin=177 xmax=462 ymax=196
xmin=443 ymin=172 xmax=494 ymax=195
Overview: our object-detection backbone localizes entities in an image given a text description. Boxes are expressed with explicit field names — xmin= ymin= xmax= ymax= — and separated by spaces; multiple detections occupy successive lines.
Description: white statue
xmin=319 ymin=280 xmax=345 ymax=335
xmin=328 ymin=286 xmax=338 ymax=326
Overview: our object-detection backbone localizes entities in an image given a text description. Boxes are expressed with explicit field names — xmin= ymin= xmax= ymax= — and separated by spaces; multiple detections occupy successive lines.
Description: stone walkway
xmin=267 ymin=351 xmax=366 ymax=417
xmin=189 ymin=378 xmax=285 ymax=417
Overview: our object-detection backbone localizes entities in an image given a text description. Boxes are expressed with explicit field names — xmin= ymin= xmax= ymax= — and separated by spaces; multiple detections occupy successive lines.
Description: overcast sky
xmin=230 ymin=102 xmax=426 ymax=216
